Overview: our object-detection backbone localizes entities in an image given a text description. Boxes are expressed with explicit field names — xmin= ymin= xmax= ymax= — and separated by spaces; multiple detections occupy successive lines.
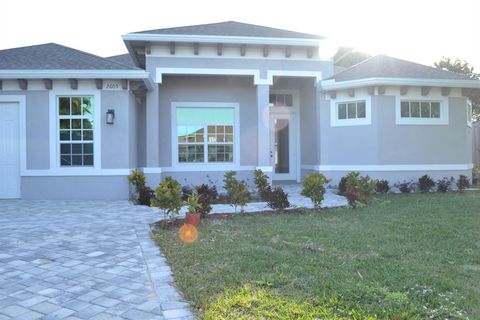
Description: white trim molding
xmin=21 ymin=168 xmax=131 ymax=176
xmin=156 ymin=67 xmax=263 ymax=85
xmin=395 ymin=96 xmax=449 ymax=125
xmin=301 ymin=164 xmax=474 ymax=172
xmin=330 ymin=95 xmax=372 ymax=127
xmin=0 ymin=95 xmax=27 ymax=176
xmin=255 ymin=166 xmax=273 ymax=173
xmin=0 ymin=70 xmax=154 ymax=90
xmin=266 ymin=70 xmax=323 ymax=87
xmin=161 ymin=165 xmax=256 ymax=172
xmin=142 ymin=167 xmax=163 ymax=174
xmin=467 ymin=100 xmax=473 ymax=128
xmin=321 ymin=77 xmax=480 ymax=90
xmin=155 ymin=68 xmax=323 ymax=86
xmin=123 ymin=33 xmax=323 ymax=47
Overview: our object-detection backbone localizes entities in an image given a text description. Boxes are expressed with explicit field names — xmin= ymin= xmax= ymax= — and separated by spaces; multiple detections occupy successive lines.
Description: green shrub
xmin=375 ymin=179 xmax=390 ymax=194
xmin=185 ymin=193 xmax=202 ymax=213
xmin=253 ymin=169 xmax=271 ymax=201
xmin=138 ymin=186 xmax=155 ymax=206
xmin=418 ymin=175 xmax=435 ymax=193
xmin=127 ymin=169 xmax=151 ymax=204
xmin=127 ymin=169 xmax=146 ymax=192
xmin=342 ymin=172 xmax=376 ymax=207
xmin=473 ymin=165 xmax=480 ymax=185
xmin=195 ymin=184 xmax=218 ymax=217
xmin=338 ymin=176 xmax=347 ymax=195
xmin=266 ymin=187 xmax=290 ymax=212
xmin=223 ymin=171 xmax=250 ymax=213
xmin=151 ymin=176 xmax=183 ymax=220
xmin=398 ymin=181 xmax=413 ymax=193
xmin=457 ymin=175 xmax=470 ymax=192
xmin=436 ymin=177 xmax=452 ymax=193
xmin=301 ymin=172 xmax=331 ymax=209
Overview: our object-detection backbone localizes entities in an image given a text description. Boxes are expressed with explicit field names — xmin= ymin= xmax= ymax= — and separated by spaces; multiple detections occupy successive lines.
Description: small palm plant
xmin=186 ymin=193 xmax=202 ymax=213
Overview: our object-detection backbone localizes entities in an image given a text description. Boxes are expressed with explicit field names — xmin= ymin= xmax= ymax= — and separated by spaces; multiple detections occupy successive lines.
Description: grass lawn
xmin=153 ymin=192 xmax=480 ymax=319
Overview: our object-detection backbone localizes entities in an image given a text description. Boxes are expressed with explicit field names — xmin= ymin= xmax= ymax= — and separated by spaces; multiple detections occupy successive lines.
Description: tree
xmin=434 ymin=57 xmax=479 ymax=80
xmin=434 ymin=57 xmax=480 ymax=121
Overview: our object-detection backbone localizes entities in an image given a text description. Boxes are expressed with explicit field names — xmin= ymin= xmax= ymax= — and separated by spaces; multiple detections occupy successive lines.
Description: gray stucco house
xmin=1 ymin=21 xmax=479 ymax=199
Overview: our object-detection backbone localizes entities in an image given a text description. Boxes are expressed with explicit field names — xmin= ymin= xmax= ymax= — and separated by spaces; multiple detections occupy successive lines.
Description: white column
xmin=256 ymin=84 xmax=272 ymax=171
xmin=146 ymin=84 xmax=159 ymax=168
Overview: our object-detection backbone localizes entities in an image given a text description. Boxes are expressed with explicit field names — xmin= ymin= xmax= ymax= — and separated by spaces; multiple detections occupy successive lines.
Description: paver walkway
xmin=0 ymin=200 xmax=193 ymax=320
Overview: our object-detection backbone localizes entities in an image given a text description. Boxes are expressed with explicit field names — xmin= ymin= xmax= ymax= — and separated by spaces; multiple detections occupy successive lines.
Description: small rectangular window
xmin=400 ymin=101 xmax=442 ymax=119
xmin=58 ymin=96 xmax=94 ymax=167
xmin=410 ymin=102 xmax=420 ymax=118
xmin=420 ymin=102 xmax=430 ymax=117
xmin=269 ymin=94 xmax=293 ymax=107
xmin=347 ymin=103 xmax=356 ymax=119
xmin=431 ymin=102 xmax=440 ymax=118
xmin=336 ymin=100 xmax=366 ymax=120
xmin=401 ymin=101 xmax=410 ymax=117
xmin=338 ymin=103 xmax=347 ymax=119
xmin=357 ymin=101 xmax=366 ymax=118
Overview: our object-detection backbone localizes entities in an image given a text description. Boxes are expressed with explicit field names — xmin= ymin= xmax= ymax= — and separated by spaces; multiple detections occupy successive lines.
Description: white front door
xmin=269 ymin=112 xmax=297 ymax=181
xmin=0 ymin=102 xmax=21 ymax=198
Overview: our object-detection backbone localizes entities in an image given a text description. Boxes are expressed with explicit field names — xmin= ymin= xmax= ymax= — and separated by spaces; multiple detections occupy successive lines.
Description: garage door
xmin=0 ymin=102 xmax=20 ymax=198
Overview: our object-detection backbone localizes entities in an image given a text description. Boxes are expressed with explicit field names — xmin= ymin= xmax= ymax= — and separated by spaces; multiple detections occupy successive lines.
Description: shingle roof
xmin=132 ymin=21 xmax=323 ymax=39
xmin=332 ymin=55 xmax=472 ymax=82
xmin=105 ymin=53 xmax=137 ymax=69
xmin=0 ymin=43 xmax=138 ymax=70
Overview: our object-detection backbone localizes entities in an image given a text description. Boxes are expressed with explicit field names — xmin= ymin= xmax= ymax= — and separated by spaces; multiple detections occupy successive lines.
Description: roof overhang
xmin=0 ymin=70 xmax=154 ymax=90
xmin=321 ymin=77 xmax=480 ymax=91
xmin=122 ymin=33 xmax=323 ymax=47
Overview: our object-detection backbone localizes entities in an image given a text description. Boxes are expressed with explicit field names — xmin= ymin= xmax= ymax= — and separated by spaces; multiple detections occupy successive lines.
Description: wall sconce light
xmin=106 ymin=109 xmax=115 ymax=125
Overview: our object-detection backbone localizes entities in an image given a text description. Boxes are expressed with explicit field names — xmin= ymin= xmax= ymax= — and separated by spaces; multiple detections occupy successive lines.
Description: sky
xmin=0 ymin=0 xmax=479 ymax=71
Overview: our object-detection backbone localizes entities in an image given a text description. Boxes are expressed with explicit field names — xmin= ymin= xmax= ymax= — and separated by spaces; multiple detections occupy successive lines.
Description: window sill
xmin=396 ymin=118 xmax=448 ymax=125
xmin=330 ymin=119 xmax=371 ymax=127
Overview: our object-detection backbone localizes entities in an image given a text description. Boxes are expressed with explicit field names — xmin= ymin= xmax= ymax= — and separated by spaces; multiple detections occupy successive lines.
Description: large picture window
xmin=176 ymin=107 xmax=235 ymax=164
xmin=58 ymin=96 xmax=94 ymax=166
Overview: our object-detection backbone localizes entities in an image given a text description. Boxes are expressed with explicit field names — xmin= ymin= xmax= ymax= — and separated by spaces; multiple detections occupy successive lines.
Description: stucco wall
xmin=101 ymin=90 xmax=131 ymax=169
xmin=146 ymin=56 xmax=334 ymax=79
xmin=0 ymin=80 xmax=138 ymax=172
xmin=21 ymin=176 xmax=128 ymax=199
xmin=321 ymin=87 xmax=471 ymax=166
xmin=321 ymin=169 xmax=472 ymax=186
xmin=377 ymin=96 xmax=470 ymax=164
xmin=0 ymin=90 xmax=50 ymax=169
xmin=157 ymin=75 xmax=258 ymax=167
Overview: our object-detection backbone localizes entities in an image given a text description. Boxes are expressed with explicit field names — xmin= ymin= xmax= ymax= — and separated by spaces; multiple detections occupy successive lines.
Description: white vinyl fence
xmin=474 ymin=122 xmax=480 ymax=164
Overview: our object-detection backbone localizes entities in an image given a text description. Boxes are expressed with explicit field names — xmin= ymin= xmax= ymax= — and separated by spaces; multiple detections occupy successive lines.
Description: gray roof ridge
xmin=331 ymin=55 xmax=379 ymax=79
xmin=332 ymin=54 xmax=473 ymax=81
xmin=130 ymin=20 xmax=323 ymax=39
xmin=104 ymin=53 xmax=139 ymax=70
xmin=0 ymin=43 xmax=140 ymax=70
xmin=49 ymin=43 xmax=141 ymax=70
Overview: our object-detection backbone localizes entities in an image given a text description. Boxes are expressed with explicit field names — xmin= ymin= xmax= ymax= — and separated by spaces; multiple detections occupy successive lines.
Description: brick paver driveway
xmin=0 ymin=200 xmax=193 ymax=320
